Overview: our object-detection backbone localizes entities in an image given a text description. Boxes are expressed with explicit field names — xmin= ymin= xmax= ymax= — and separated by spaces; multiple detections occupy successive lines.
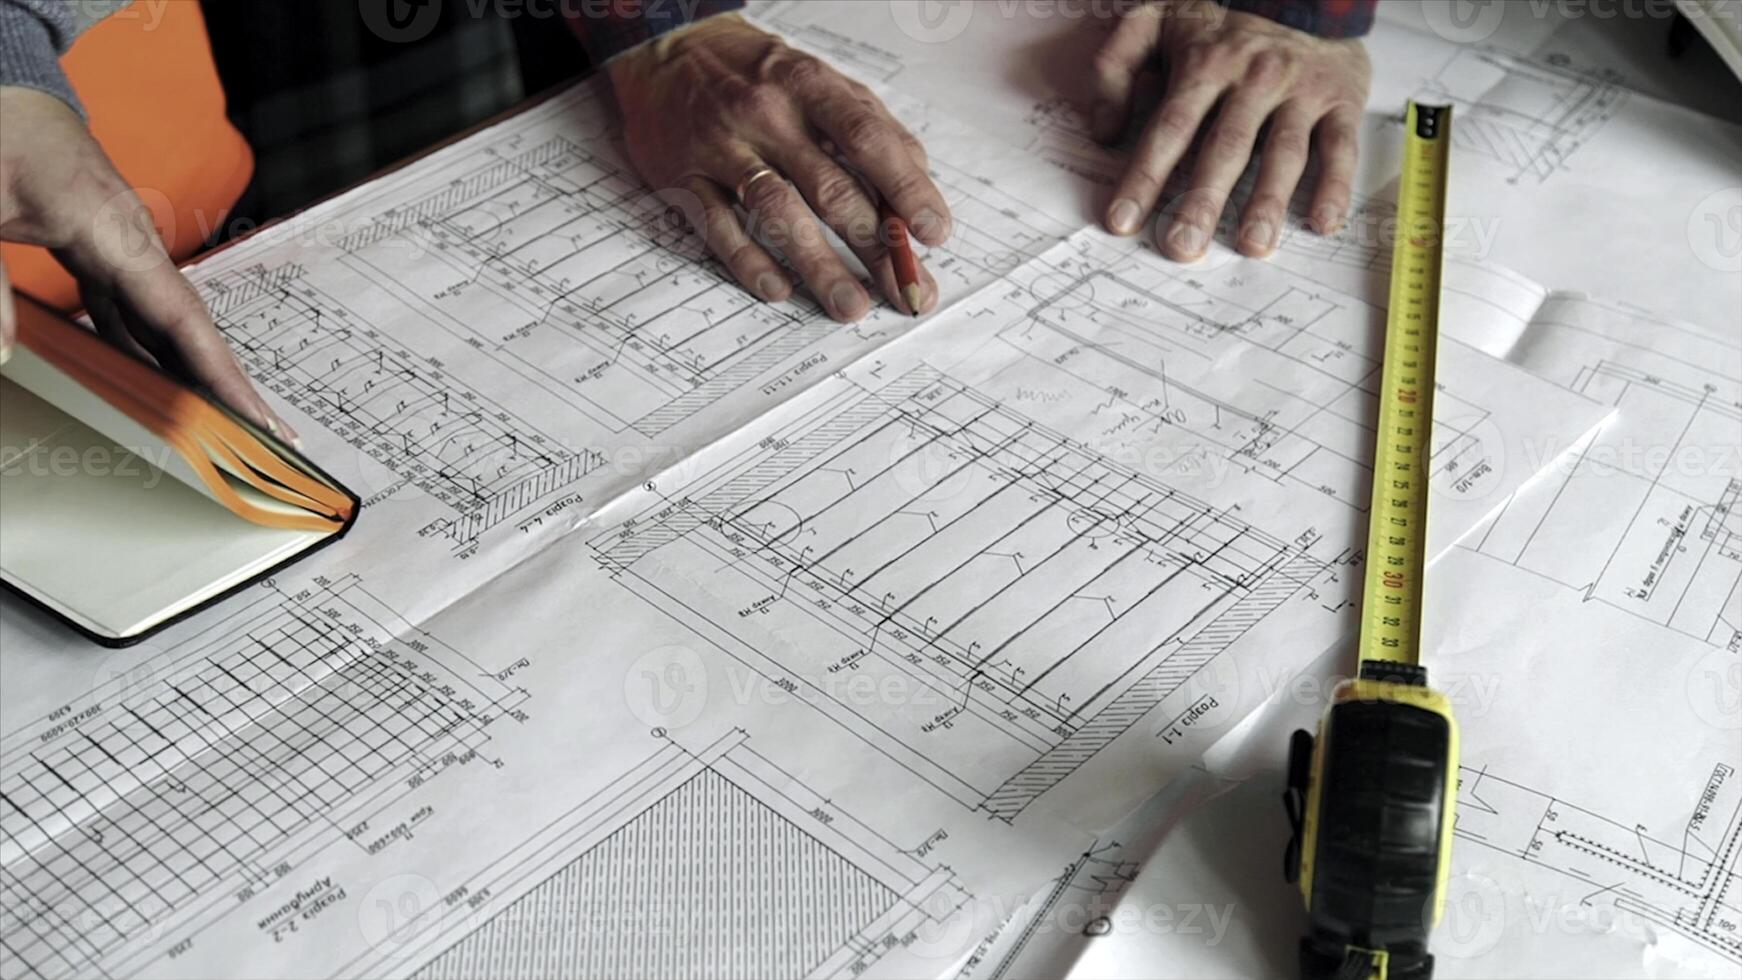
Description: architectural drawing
xmin=954 ymin=839 xmax=1141 ymax=980
xmin=202 ymin=265 xmax=606 ymax=553
xmin=1465 ymin=295 xmax=1742 ymax=650
xmin=0 ymin=27 xmax=1639 ymax=980
xmin=1416 ymin=46 xmax=1626 ymax=184
xmin=589 ymin=364 xmax=1333 ymax=820
xmin=176 ymin=77 xmax=1076 ymax=569
xmin=392 ymin=730 xmax=969 ymax=980
xmin=583 ymin=230 xmax=1606 ymax=829
xmin=1456 ymin=763 xmax=1742 ymax=964
xmin=0 ymin=577 xmax=524 ymax=980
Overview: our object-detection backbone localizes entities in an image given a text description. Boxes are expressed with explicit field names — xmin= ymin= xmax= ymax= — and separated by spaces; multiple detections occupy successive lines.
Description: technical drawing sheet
xmin=981 ymin=297 xmax=1741 ymax=980
xmin=750 ymin=0 xmax=1742 ymax=330
xmin=0 ymin=26 xmax=1621 ymax=980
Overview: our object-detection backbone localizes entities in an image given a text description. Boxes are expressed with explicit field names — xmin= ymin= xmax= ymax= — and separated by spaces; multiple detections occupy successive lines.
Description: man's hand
xmin=0 ymin=87 xmax=295 ymax=442
xmin=607 ymin=15 xmax=949 ymax=321
xmin=1093 ymin=1 xmax=1370 ymax=260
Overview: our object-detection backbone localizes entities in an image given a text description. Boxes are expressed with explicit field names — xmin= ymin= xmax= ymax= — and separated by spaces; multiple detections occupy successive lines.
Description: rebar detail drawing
xmin=590 ymin=366 xmax=1333 ymax=821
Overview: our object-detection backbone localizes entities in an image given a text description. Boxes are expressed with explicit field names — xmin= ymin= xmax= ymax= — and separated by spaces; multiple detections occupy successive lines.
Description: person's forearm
xmin=563 ymin=0 xmax=747 ymax=66
xmin=1222 ymin=0 xmax=1377 ymax=38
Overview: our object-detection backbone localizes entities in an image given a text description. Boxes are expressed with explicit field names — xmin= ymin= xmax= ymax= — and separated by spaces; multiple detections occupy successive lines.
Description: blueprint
xmin=0 ymin=37 xmax=1616 ymax=979
xmin=997 ymin=296 xmax=1741 ymax=980
xmin=721 ymin=4 xmax=1742 ymax=978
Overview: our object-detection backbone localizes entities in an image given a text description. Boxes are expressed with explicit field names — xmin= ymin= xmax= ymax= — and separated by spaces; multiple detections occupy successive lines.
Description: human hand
xmin=606 ymin=15 xmax=950 ymax=320
xmin=0 ymin=87 xmax=295 ymax=442
xmin=1092 ymin=1 xmax=1370 ymax=260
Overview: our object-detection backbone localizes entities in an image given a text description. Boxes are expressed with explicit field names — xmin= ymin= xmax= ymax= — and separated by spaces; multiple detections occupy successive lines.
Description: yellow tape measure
xmin=1361 ymin=101 xmax=1451 ymax=667
xmin=1284 ymin=102 xmax=1460 ymax=980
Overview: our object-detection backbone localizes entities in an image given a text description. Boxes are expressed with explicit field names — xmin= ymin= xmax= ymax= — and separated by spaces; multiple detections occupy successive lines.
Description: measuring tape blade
xmin=1359 ymin=102 xmax=1451 ymax=669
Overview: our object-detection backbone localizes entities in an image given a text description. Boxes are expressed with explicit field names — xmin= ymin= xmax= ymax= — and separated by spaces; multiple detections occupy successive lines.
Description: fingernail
xmin=757 ymin=272 xmax=785 ymax=301
xmin=910 ymin=209 xmax=947 ymax=244
xmin=1092 ymin=102 xmax=1122 ymax=141
xmin=0 ymin=343 xmax=11 ymax=366
xmin=829 ymin=282 xmax=868 ymax=320
xmin=1107 ymin=198 xmax=1143 ymax=235
xmin=1314 ymin=207 xmax=1342 ymax=234
xmin=1169 ymin=220 xmax=1209 ymax=258
xmin=1240 ymin=219 xmax=1277 ymax=254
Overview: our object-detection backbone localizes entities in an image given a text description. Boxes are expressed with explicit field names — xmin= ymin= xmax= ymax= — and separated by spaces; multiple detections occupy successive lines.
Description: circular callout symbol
xmin=1430 ymin=413 xmax=1508 ymax=504
xmin=1688 ymin=187 xmax=1742 ymax=273
xmin=1685 ymin=646 xmax=1742 ymax=733
xmin=1433 ymin=871 xmax=1507 ymax=961
xmin=358 ymin=873 xmax=443 ymax=959
xmin=624 ymin=645 xmax=710 ymax=731
xmin=357 ymin=0 xmax=442 ymax=43
xmin=1421 ymin=0 xmax=1505 ymax=44
xmin=889 ymin=0 xmax=975 ymax=45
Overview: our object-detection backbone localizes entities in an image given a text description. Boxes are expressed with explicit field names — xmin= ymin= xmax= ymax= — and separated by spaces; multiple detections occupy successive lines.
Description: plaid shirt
xmin=1224 ymin=0 xmax=1377 ymax=37
xmin=563 ymin=0 xmax=747 ymax=64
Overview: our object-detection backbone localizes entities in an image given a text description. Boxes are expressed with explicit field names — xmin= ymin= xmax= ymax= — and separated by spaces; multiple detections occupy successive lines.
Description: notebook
xmin=0 ymin=297 xmax=358 ymax=646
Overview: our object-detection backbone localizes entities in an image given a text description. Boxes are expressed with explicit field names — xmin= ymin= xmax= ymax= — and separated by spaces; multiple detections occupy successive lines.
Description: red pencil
xmin=878 ymin=201 xmax=923 ymax=317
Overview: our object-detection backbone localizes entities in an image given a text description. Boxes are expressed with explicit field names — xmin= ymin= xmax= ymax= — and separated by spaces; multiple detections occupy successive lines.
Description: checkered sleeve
xmin=564 ymin=0 xmax=747 ymax=65
xmin=1222 ymin=0 xmax=1377 ymax=38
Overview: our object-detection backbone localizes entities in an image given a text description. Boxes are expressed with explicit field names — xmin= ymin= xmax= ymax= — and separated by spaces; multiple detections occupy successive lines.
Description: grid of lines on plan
xmin=0 ymin=605 xmax=490 ymax=980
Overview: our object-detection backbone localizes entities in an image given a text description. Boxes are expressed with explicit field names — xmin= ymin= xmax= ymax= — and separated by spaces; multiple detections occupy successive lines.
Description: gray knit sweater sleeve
xmin=0 ymin=0 xmax=127 ymax=114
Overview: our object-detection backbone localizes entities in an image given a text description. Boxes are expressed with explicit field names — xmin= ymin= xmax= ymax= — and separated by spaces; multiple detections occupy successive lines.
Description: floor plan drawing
xmin=0 ymin=577 xmax=524 ymax=980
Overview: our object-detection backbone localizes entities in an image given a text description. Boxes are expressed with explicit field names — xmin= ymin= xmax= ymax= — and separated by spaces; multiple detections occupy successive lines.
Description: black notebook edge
xmin=0 ymin=298 xmax=363 ymax=648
